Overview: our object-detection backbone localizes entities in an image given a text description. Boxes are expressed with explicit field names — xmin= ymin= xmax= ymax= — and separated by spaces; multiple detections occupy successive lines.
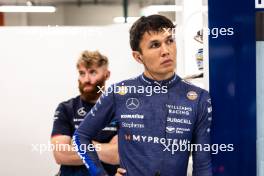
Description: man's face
xmin=78 ymin=63 xmax=109 ymax=102
xmin=137 ymin=30 xmax=176 ymax=76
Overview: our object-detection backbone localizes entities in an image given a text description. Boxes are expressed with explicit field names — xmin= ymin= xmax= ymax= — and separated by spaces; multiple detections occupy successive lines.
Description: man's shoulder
xmin=57 ymin=96 xmax=81 ymax=110
xmin=113 ymin=76 xmax=140 ymax=86
xmin=102 ymin=76 xmax=140 ymax=97
xmin=176 ymin=77 xmax=209 ymax=100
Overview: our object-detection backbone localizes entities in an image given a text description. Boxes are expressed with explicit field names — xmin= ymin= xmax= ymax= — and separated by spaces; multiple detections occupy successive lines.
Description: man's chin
xmin=80 ymin=92 xmax=100 ymax=102
xmin=159 ymin=67 xmax=175 ymax=75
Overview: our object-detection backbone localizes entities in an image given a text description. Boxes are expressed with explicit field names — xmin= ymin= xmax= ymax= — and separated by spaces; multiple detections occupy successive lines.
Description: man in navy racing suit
xmin=74 ymin=15 xmax=213 ymax=176
xmin=51 ymin=50 xmax=119 ymax=176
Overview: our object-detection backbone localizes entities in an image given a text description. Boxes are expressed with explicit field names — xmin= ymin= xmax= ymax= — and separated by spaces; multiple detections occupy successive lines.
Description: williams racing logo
xmin=166 ymin=104 xmax=192 ymax=116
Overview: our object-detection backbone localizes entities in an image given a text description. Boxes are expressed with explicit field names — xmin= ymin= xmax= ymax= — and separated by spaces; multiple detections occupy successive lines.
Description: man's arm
xmin=51 ymin=135 xmax=83 ymax=165
xmin=51 ymin=135 xmax=119 ymax=165
xmin=73 ymin=87 xmax=116 ymax=176
xmin=192 ymin=90 xmax=213 ymax=176
xmin=51 ymin=103 xmax=83 ymax=165
xmin=51 ymin=100 xmax=118 ymax=167
xmin=93 ymin=135 xmax=119 ymax=165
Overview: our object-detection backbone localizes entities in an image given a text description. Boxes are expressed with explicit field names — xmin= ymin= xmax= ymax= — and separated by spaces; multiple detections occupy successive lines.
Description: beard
xmin=78 ymin=78 xmax=106 ymax=103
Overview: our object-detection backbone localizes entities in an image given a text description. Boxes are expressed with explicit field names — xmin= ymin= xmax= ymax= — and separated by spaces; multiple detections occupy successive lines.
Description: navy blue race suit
xmin=74 ymin=74 xmax=213 ymax=176
xmin=51 ymin=96 xmax=118 ymax=176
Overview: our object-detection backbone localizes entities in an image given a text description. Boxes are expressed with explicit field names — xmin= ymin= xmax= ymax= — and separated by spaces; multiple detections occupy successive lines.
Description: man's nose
xmin=161 ymin=43 xmax=169 ymax=57
xmin=84 ymin=74 xmax=91 ymax=83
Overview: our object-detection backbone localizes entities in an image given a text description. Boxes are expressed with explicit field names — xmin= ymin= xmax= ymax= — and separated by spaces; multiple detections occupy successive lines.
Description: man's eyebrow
xmin=149 ymin=39 xmax=160 ymax=44
xmin=166 ymin=35 xmax=173 ymax=39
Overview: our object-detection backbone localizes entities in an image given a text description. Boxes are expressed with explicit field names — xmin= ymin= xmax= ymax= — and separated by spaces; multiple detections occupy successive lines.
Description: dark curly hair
xmin=129 ymin=15 xmax=175 ymax=53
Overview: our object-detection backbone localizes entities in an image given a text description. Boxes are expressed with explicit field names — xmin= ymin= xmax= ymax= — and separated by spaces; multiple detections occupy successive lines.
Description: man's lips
xmin=161 ymin=59 xmax=173 ymax=65
xmin=83 ymin=84 xmax=93 ymax=89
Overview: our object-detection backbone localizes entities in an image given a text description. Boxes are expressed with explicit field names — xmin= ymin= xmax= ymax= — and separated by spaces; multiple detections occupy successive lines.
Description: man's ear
xmin=105 ymin=70 xmax=110 ymax=80
xmin=132 ymin=51 xmax=143 ymax=64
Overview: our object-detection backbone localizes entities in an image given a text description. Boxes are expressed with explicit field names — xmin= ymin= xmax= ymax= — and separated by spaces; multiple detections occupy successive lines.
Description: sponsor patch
xmin=77 ymin=107 xmax=87 ymax=116
xmin=126 ymin=98 xmax=140 ymax=110
xmin=166 ymin=126 xmax=176 ymax=133
xmin=208 ymin=107 xmax=212 ymax=113
xmin=187 ymin=91 xmax=198 ymax=100
xmin=117 ymin=86 xmax=128 ymax=95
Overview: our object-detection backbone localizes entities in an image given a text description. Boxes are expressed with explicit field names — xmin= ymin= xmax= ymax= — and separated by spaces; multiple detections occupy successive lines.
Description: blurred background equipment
xmin=0 ymin=0 xmax=176 ymax=26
